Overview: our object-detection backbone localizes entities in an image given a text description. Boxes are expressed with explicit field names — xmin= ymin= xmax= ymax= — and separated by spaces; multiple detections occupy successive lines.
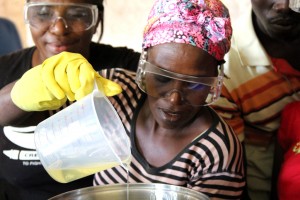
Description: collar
xmin=231 ymin=5 xmax=272 ymax=67
xmin=271 ymin=57 xmax=300 ymax=77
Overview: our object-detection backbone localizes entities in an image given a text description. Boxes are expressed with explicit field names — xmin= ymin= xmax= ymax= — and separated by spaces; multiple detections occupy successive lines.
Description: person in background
xmin=211 ymin=0 xmax=300 ymax=199
xmin=277 ymin=101 xmax=300 ymax=200
xmin=0 ymin=0 xmax=140 ymax=199
xmin=0 ymin=17 xmax=22 ymax=55
xmin=9 ymin=0 xmax=246 ymax=198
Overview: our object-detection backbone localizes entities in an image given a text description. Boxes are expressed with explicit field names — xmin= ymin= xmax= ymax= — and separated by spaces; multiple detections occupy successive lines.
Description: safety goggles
xmin=24 ymin=2 xmax=98 ymax=32
xmin=136 ymin=52 xmax=224 ymax=106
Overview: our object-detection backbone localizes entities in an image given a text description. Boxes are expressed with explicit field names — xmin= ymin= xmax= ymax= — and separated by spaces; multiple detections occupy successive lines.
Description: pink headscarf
xmin=142 ymin=0 xmax=232 ymax=62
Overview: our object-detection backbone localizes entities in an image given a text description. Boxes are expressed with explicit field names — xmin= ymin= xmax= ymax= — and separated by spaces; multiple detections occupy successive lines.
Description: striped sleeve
xmin=188 ymin=115 xmax=245 ymax=199
xmin=212 ymin=49 xmax=300 ymax=142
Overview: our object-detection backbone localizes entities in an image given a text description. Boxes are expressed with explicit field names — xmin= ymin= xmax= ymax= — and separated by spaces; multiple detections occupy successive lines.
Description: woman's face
xmin=146 ymin=43 xmax=218 ymax=129
xmin=27 ymin=0 xmax=100 ymax=62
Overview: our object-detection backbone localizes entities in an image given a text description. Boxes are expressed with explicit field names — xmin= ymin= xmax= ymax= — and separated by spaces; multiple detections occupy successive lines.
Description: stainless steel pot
xmin=49 ymin=183 xmax=210 ymax=200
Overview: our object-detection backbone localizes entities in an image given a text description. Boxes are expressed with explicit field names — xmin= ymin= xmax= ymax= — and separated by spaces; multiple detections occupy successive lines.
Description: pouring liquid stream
xmin=124 ymin=163 xmax=130 ymax=200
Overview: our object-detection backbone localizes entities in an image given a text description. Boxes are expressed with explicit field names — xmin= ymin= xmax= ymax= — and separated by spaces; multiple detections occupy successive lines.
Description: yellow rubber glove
xmin=11 ymin=52 xmax=122 ymax=111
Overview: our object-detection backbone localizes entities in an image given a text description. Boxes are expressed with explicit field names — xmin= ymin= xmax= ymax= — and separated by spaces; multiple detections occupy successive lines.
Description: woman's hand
xmin=11 ymin=52 xmax=122 ymax=111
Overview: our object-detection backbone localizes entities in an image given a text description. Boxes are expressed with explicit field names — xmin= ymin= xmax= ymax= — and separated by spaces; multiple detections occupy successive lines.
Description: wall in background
xmin=0 ymin=0 xmax=26 ymax=47
xmin=0 ymin=0 xmax=247 ymax=52
xmin=101 ymin=0 xmax=153 ymax=52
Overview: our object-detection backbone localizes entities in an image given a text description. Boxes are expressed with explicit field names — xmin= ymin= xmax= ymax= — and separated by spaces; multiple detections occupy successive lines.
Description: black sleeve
xmin=0 ymin=47 xmax=35 ymax=88
xmin=0 ymin=180 xmax=21 ymax=200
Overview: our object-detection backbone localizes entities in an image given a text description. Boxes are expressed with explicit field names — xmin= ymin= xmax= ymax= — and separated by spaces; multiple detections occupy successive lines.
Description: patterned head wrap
xmin=142 ymin=0 xmax=232 ymax=62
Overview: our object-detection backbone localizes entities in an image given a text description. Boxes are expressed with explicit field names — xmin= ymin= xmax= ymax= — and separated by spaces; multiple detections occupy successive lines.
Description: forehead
xmin=147 ymin=43 xmax=218 ymax=76
xmin=28 ymin=0 xmax=95 ymax=4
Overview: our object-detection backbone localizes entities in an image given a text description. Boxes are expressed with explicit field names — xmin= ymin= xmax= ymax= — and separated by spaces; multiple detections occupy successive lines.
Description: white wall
xmin=100 ymin=0 xmax=154 ymax=52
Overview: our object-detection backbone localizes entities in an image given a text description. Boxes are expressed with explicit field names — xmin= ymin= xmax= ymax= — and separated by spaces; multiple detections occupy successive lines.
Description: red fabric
xmin=278 ymin=152 xmax=300 ymax=200
xmin=271 ymin=58 xmax=300 ymax=77
xmin=277 ymin=101 xmax=300 ymax=200
xmin=278 ymin=101 xmax=300 ymax=152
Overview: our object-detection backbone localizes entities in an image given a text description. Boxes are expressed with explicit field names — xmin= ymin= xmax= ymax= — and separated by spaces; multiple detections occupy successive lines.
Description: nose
xmin=166 ymin=89 xmax=184 ymax=105
xmin=49 ymin=17 xmax=69 ymax=35
xmin=272 ymin=0 xmax=290 ymax=12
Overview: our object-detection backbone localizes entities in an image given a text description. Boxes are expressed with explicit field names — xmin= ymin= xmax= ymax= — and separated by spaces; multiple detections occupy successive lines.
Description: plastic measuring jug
xmin=34 ymin=89 xmax=131 ymax=183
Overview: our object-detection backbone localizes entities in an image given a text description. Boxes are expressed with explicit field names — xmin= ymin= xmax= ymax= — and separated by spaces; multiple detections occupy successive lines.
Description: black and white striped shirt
xmin=94 ymin=68 xmax=245 ymax=199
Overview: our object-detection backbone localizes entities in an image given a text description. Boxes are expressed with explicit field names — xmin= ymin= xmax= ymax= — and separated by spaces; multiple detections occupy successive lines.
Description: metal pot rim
xmin=49 ymin=183 xmax=210 ymax=200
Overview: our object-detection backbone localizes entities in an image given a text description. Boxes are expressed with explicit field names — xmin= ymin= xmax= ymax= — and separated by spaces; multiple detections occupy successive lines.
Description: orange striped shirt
xmin=212 ymin=46 xmax=300 ymax=142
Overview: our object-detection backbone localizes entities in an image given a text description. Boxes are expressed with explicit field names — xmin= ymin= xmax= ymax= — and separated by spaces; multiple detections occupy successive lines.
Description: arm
xmin=0 ymin=81 xmax=31 ymax=126
xmin=211 ymin=86 xmax=245 ymax=140
xmin=213 ymin=94 xmax=275 ymax=146
xmin=244 ymin=125 xmax=275 ymax=146
xmin=2 ymin=52 xmax=121 ymax=124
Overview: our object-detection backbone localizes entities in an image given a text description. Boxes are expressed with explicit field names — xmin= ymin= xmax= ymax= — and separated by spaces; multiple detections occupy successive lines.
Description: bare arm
xmin=0 ymin=81 xmax=31 ymax=126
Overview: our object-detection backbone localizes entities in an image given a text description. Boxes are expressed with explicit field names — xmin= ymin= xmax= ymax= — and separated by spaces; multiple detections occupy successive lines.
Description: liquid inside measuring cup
xmin=48 ymin=156 xmax=132 ymax=183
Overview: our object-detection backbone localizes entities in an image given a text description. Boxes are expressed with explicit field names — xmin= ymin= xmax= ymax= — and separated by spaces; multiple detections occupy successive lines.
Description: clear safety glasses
xmin=136 ymin=52 xmax=224 ymax=106
xmin=24 ymin=2 xmax=98 ymax=32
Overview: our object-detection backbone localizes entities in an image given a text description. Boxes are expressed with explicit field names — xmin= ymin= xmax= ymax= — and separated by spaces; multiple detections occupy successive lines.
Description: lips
xmin=47 ymin=41 xmax=75 ymax=53
xmin=48 ymin=43 xmax=71 ymax=52
xmin=160 ymin=108 xmax=183 ymax=122
xmin=272 ymin=19 xmax=294 ymax=26
xmin=270 ymin=16 xmax=296 ymax=29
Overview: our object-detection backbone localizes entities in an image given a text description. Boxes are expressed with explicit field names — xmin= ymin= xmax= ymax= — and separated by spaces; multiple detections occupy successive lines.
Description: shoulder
xmin=0 ymin=47 xmax=35 ymax=86
xmin=185 ymin=108 xmax=245 ymax=198
xmin=202 ymin=107 xmax=242 ymax=154
xmin=0 ymin=47 xmax=34 ymax=66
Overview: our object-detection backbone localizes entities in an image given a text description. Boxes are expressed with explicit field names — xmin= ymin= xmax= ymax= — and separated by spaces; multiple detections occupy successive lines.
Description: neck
xmin=32 ymin=49 xmax=43 ymax=67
